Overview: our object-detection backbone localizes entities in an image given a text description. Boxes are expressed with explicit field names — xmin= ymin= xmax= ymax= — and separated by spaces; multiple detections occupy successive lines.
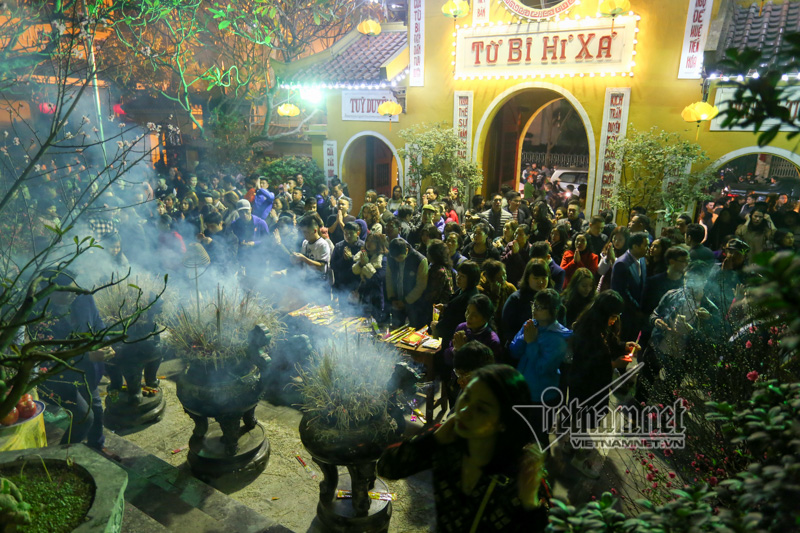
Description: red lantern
xmin=113 ymin=103 xmax=126 ymax=115
xmin=38 ymin=102 xmax=56 ymax=114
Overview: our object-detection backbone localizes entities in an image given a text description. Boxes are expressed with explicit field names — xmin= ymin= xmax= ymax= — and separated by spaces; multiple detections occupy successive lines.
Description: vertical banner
xmin=678 ymin=0 xmax=714 ymax=79
xmin=472 ymin=0 xmax=489 ymax=24
xmin=404 ymin=143 xmax=422 ymax=198
xmin=410 ymin=0 xmax=425 ymax=86
xmin=323 ymin=140 xmax=338 ymax=182
xmin=453 ymin=91 xmax=473 ymax=160
xmin=592 ymin=87 xmax=631 ymax=216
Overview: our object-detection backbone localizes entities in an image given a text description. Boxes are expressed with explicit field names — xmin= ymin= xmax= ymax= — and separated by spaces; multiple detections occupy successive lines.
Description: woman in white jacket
xmin=352 ymin=232 xmax=388 ymax=322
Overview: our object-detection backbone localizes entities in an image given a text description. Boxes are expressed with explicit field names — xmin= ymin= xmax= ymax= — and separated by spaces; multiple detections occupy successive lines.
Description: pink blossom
xmin=646 ymin=473 xmax=655 ymax=481
xmin=768 ymin=339 xmax=774 ymax=347
xmin=709 ymin=476 xmax=718 ymax=486
xmin=669 ymin=472 xmax=676 ymax=479
xmin=652 ymin=482 xmax=658 ymax=488
xmin=745 ymin=340 xmax=753 ymax=349
xmin=747 ymin=371 xmax=759 ymax=382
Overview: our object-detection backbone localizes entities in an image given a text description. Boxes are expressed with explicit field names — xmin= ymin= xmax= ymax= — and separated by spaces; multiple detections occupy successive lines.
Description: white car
xmin=550 ymin=169 xmax=589 ymax=194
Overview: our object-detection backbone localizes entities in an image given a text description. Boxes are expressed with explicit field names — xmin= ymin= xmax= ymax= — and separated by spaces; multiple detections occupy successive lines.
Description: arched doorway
xmin=708 ymin=147 xmax=800 ymax=222
xmin=473 ymin=82 xmax=595 ymax=208
xmin=340 ymin=131 xmax=401 ymax=213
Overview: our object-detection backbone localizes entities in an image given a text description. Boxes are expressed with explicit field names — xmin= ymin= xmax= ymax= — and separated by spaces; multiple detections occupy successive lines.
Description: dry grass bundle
xmin=93 ymin=274 xmax=169 ymax=326
xmin=163 ymin=286 xmax=284 ymax=368
xmin=296 ymin=335 xmax=400 ymax=432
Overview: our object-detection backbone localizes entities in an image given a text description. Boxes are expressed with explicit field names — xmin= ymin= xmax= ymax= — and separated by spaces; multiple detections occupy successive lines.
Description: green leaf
xmin=218 ymin=20 xmax=230 ymax=30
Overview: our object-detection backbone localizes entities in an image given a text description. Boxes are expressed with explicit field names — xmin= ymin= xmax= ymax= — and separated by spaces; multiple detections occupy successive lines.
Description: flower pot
xmin=299 ymin=411 xmax=400 ymax=533
xmin=0 ymin=443 xmax=127 ymax=533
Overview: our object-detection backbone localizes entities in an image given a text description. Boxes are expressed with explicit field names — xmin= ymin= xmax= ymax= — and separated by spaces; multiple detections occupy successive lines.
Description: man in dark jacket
xmin=231 ymin=199 xmax=269 ymax=275
xmin=611 ymin=231 xmax=649 ymax=341
xmin=330 ymin=222 xmax=364 ymax=294
xmin=37 ymin=270 xmax=116 ymax=455
xmin=386 ymin=238 xmax=429 ymax=328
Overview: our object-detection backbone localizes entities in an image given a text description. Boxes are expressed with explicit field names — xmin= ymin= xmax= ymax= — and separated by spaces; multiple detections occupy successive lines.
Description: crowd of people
xmin=24 ymin=161 xmax=796 ymax=532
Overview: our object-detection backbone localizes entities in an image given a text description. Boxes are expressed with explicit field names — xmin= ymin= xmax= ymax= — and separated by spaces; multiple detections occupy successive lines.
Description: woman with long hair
xmin=597 ymin=226 xmax=630 ymax=292
xmin=360 ymin=202 xmax=383 ymax=235
xmin=378 ymin=364 xmax=549 ymax=532
xmin=530 ymin=201 xmax=553 ymax=243
xmin=477 ymin=259 xmax=516 ymax=338
xmin=387 ymin=185 xmax=404 ymax=213
xmin=645 ymin=237 xmax=673 ymax=278
xmin=706 ymin=207 xmax=741 ymax=251
xmin=352 ymin=232 xmax=388 ymax=322
xmin=561 ymin=267 xmax=596 ymax=328
xmin=567 ymin=291 xmax=640 ymax=478
xmin=269 ymin=197 xmax=284 ymax=225
xmin=501 ymin=258 xmax=551 ymax=346
xmin=560 ymin=232 xmax=599 ymax=286
xmin=548 ymin=225 xmax=569 ymax=266
xmin=442 ymin=197 xmax=460 ymax=224
xmin=425 ymin=239 xmax=455 ymax=314
xmin=432 ymin=261 xmax=481 ymax=355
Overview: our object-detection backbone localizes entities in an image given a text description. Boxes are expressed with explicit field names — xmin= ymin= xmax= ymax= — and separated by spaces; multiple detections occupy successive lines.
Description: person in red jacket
xmin=560 ymin=232 xmax=598 ymax=286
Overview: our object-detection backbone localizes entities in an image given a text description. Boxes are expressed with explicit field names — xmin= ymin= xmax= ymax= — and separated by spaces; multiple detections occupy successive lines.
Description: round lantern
xmin=599 ymin=0 xmax=631 ymax=17
xmin=599 ymin=0 xmax=631 ymax=34
xmin=357 ymin=20 xmax=382 ymax=37
xmin=276 ymin=103 xmax=300 ymax=117
xmin=378 ymin=100 xmax=402 ymax=130
xmin=38 ymin=102 xmax=56 ymax=114
xmin=442 ymin=0 xmax=470 ymax=18
xmin=681 ymin=101 xmax=719 ymax=140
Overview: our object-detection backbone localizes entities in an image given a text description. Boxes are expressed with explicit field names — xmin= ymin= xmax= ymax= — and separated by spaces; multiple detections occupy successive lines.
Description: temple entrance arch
xmin=473 ymin=82 xmax=596 ymax=210
xmin=339 ymin=131 xmax=402 ymax=214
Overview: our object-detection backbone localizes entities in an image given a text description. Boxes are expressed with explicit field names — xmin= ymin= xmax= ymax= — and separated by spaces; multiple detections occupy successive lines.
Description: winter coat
xmin=510 ymin=321 xmax=573 ymax=403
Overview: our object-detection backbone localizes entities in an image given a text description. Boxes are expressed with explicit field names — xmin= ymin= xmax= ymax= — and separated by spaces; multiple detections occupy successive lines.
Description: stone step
xmin=104 ymin=431 xmax=293 ymax=533
xmin=121 ymin=501 xmax=171 ymax=533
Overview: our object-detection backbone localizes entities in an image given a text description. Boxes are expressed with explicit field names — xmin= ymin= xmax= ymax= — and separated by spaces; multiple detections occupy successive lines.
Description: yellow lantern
xmin=357 ymin=20 xmax=382 ymax=37
xmin=442 ymin=0 xmax=470 ymax=19
xmin=378 ymin=100 xmax=403 ymax=130
xmin=599 ymin=0 xmax=631 ymax=34
xmin=599 ymin=0 xmax=631 ymax=17
xmin=276 ymin=103 xmax=300 ymax=117
xmin=681 ymin=101 xmax=719 ymax=140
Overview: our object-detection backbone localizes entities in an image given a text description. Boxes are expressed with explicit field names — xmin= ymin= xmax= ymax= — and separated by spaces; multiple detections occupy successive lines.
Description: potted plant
xmin=0 ymin=443 xmax=128 ymax=533
xmin=164 ymin=286 xmax=282 ymax=478
xmin=295 ymin=335 xmax=403 ymax=532
xmin=94 ymin=275 xmax=168 ymax=429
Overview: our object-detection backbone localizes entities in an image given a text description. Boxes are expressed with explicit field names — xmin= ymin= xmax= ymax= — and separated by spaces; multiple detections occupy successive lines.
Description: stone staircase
xmin=104 ymin=432 xmax=293 ymax=533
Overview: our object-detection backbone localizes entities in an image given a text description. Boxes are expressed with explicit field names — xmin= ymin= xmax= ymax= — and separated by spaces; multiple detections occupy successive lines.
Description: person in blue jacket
xmin=510 ymin=288 xmax=572 ymax=451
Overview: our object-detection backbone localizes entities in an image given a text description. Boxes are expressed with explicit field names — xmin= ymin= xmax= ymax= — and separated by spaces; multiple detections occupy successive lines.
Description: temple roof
xmin=283 ymin=28 xmax=408 ymax=88
xmin=719 ymin=1 xmax=800 ymax=69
